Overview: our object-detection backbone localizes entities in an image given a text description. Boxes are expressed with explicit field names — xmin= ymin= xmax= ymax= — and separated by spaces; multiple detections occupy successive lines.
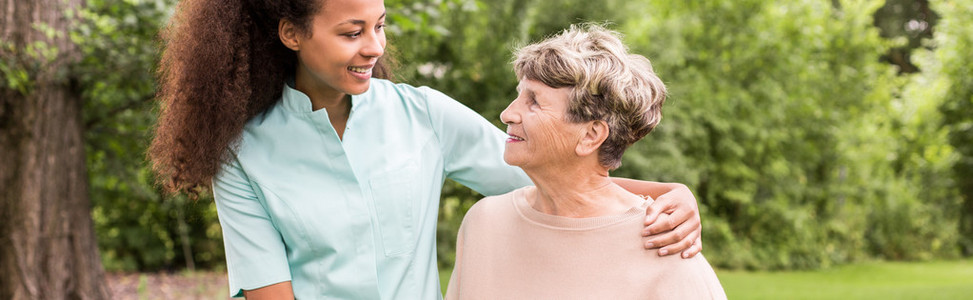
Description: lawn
xmin=108 ymin=259 xmax=973 ymax=299
xmin=439 ymin=259 xmax=973 ymax=299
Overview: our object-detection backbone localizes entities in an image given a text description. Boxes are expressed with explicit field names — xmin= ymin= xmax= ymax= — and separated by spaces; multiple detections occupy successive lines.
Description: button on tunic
xmin=212 ymin=79 xmax=531 ymax=299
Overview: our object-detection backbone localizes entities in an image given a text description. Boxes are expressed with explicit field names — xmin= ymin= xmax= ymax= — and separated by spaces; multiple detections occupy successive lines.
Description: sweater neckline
xmin=512 ymin=186 xmax=651 ymax=231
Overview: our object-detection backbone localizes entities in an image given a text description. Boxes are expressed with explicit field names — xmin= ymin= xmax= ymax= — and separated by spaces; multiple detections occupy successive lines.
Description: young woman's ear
xmin=278 ymin=19 xmax=301 ymax=51
xmin=576 ymin=120 xmax=609 ymax=157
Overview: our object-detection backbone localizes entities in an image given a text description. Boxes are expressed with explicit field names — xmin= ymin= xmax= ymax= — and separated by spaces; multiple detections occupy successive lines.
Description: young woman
xmin=149 ymin=0 xmax=704 ymax=298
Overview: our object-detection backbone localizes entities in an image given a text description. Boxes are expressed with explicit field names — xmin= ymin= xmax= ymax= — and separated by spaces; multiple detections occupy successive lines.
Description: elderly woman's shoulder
xmin=463 ymin=187 xmax=530 ymax=224
xmin=468 ymin=192 xmax=516 ymax=215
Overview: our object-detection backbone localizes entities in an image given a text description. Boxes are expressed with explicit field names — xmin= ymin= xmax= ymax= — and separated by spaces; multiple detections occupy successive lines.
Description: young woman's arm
xmin=612 ymin=178 xmax=703 ymax=258
xmin=421 ymin=86 xmax=532 ymax=196
xmin=243 ymin=282 xmax=294 ymax=300
xmin=212 ymin=155 xmax=293 ymax=298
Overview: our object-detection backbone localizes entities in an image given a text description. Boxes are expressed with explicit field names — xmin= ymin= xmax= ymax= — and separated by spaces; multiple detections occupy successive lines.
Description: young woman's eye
xmin=375 ymin=24 xmax=385 ymax=32
xmin=345 ymin=31 xmax=362 ymax=38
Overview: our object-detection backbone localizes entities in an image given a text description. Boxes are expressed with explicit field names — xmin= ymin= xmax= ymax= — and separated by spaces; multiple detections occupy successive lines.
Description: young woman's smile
xmin=286 ymin=0 xmax=387 ymax=106
xmin=348 ymin=63 xmax=375 ymax=80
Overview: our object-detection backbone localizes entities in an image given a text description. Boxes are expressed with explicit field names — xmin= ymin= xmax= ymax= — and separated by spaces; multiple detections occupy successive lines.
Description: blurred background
xmin=2 ymin=0 xmax=971 ymax=298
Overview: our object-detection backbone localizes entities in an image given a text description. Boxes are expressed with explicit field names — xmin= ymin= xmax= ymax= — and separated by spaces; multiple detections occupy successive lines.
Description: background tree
xmin=873 ymin=0 xmax=937 ymax=73
xmin=2 ymin=0 xmax=969 ymax=284
xmin=417 ymin=0 xmax=967 ymax=270
xmin=76 ymin=0 xmax=225 ymax=272
xmin=931 ymin=0 xmax=973 ymax=255
xmin=0 ymin=0 xmax=110 ymax=298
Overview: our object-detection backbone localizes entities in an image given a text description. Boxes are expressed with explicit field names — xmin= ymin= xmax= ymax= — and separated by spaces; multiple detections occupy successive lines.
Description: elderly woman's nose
xmin=500 ymin=101 xmax=518 ymax=124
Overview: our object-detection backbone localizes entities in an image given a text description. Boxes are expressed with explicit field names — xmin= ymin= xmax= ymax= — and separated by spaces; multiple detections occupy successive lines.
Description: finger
xmin=643 ymin=214 xmax=695 ymax=250
xmin=643 ymin=197 xmax=677 ymax=228
xmin=681 ymin=236 xmax=703 ymax=258
xmin=643 ymin=212 xmax=674 ymax=237
xmin=655 ymin=223 xmax=700 ymax=256
xmin=643 ymin=204 xmax=695 ymax=236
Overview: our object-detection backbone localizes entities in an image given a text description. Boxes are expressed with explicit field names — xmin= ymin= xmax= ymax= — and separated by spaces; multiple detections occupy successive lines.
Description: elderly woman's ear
xmin=575 ymin=120 xmax=610 ymax=157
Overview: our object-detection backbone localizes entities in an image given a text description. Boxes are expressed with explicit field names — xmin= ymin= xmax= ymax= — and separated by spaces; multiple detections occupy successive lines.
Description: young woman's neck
xmin=295 ymin=73 xmax=350 ymax=113
xmin=523 ymin=162 xmax=643 ymax=218
xmin=295 ymin=71 xmax=351 ymax=139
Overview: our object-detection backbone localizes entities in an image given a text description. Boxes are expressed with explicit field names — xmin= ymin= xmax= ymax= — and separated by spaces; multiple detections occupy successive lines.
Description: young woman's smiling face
xmin=289 ymin=0 xmax=386 ymax=102
xmin=499 ymin=79 xmax=586 ymax=169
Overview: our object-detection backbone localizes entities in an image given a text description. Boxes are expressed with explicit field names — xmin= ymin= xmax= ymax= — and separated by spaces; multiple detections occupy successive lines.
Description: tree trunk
xmin=0 ymin=0 xmax=110 ymax=298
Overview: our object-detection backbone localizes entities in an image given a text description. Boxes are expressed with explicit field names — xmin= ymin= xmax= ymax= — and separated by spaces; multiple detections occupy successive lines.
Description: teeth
xmin=510 ymin=135 xmax=524 ymax=141
xmin=349 ymin=66 xmax=371 ymax=73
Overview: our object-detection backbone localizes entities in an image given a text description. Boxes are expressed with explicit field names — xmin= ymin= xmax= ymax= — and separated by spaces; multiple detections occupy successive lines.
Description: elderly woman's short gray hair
xmin=513 ymin=24 xmax=667 ymax=170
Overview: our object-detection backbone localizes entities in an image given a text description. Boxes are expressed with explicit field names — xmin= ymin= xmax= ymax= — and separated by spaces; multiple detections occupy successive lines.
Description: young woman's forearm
xmin=243 ymin=281 xmax=294 ymax=300
xmin=610 ymin=177 xmax=686 ymax=198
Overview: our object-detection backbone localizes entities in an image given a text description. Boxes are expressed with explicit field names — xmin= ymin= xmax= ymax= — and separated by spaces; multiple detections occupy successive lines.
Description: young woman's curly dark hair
xmin=149 ymin=0 xmax=394 ymax=196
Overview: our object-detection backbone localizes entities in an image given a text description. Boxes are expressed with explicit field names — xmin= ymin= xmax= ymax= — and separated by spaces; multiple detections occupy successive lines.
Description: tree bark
xmin=0 ymin=0 xmax=110 ymax=298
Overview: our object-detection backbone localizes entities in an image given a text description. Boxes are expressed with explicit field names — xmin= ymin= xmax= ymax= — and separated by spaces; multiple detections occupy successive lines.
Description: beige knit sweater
xmin=445 ymin=187 xmax=726 ymax=300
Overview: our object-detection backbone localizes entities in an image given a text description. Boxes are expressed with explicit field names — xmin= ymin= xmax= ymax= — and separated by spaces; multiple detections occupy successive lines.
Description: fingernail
xmin=659 ymin=249 xmax=668 ymax=255
xmin=683 ymin=252 xmax=689 ymax=258
xmin=645 ymin=242 xmax=654 ymax=248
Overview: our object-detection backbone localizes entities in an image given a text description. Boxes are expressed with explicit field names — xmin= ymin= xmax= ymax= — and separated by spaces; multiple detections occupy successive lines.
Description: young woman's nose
xmin=361 ymin=31 xmax=385 ymax=58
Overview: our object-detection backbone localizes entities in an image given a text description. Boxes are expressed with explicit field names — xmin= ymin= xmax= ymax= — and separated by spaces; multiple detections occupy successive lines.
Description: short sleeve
xmin=212 ymin=155 xmax=292 ymax=297
xmin=421 ymin=87 xmax=532 ymax=196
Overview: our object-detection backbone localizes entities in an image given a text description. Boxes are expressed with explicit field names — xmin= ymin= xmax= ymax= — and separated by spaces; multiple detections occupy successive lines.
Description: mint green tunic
xmin=212 ymin=79 xmax=531 ymax=299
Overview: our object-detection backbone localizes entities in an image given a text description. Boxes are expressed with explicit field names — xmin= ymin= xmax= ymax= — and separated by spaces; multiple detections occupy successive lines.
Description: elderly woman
xmin=445 ymin=25 xmax=726 ymax=299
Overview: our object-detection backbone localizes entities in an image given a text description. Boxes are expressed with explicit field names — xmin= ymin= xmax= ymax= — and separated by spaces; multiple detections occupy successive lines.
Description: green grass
xmin=439 ymin=259 xmax=973 ymax=299
xmin=717 ymin=260 xmax=973 ymax=299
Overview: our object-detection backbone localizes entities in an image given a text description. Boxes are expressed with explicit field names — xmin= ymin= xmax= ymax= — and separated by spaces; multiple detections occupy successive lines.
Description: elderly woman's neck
xmin=524 ymin=167 xmax=644 ymax=218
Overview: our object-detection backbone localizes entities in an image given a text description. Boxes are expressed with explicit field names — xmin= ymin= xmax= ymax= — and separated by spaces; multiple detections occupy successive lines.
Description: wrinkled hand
xmin=642 ymin=184 xmax=702 ymax=258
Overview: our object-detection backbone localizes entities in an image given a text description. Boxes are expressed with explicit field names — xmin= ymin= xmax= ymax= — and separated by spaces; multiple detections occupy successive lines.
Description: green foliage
xmin=435 ymin=180 xmax=481 ymax=270
xmin=422 ymin=0 xmax=967 ymax=270
xmin=873 ymin=0 xmax=938 ymax=73
xmin=931 ymin=0 xmax=973 ymax=254
xmin=3 ymin=0 xmax=966 ymax=273
xmin=616 ymin=0 xmax=962 ymax=269
xmin=74 ymin=0 xmax=224 ymax=271
xmin=0 ymin=40 xmax=35 ymax=95
xmin=0 ymin=23 xmax=66 ymax=95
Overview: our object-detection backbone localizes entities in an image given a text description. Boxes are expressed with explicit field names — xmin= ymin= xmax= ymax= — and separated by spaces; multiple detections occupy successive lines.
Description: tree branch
xmin=84 ymin=95 xmax=154 ymax=130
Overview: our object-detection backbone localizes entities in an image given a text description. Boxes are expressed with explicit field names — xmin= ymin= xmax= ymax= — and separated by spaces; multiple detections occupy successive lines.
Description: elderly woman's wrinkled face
xmin=500 ymin=79 xmax=587 ymax=169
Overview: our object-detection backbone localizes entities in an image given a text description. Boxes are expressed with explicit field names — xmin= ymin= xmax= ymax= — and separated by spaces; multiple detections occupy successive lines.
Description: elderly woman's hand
xmin=642 ymin=183 xmax=702 ymax=258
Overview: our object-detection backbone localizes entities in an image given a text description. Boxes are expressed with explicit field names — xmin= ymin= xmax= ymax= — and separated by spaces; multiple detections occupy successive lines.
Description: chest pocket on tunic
xmin=369 ymin=162 xmax=419 ymax=257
